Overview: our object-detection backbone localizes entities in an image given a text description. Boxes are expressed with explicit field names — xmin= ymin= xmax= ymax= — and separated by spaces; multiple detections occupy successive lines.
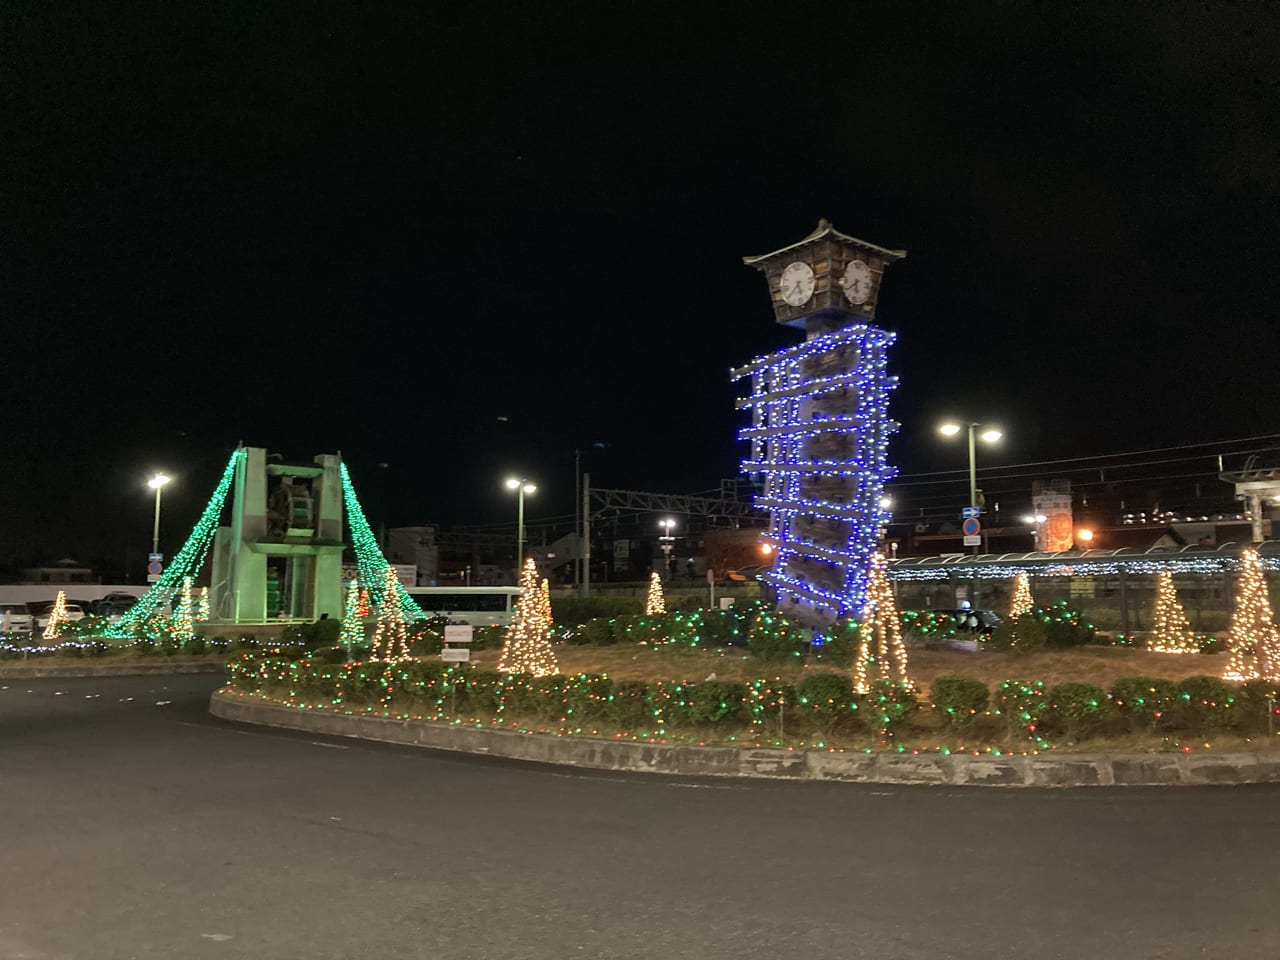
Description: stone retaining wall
xmin=209 ymin=690 xmax=1280 ymax=788
xmin=1 ymin=660 xmax=226 ymax=679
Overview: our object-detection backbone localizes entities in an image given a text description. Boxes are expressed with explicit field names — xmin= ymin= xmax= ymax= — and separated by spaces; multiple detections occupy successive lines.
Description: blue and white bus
xmin=404 ymin=586 xmax=522 ymax=627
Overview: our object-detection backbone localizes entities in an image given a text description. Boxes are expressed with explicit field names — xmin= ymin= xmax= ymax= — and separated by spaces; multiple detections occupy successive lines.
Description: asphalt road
xmin=2 ymin=674 xmax=1279 ymax=960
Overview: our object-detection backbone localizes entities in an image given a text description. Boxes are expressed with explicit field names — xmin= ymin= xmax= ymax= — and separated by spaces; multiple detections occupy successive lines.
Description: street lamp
xmin=1023 ymin=513 xmax=1047 ymax=550
xmin=658 ymin=518 xmax=676 ymax=578
xmin=939 ymin=421 xmax=1002 ymax=552
xmin=504 ymin=476 xmax=537 ymax=574
xmin=147 ymin=472 xmax=171 ymax=555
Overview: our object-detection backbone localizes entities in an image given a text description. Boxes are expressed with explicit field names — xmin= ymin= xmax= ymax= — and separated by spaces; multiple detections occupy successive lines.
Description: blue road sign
xmin=962 ymin=517 xmax=981 ymax=537
xmin=148 ymin=552 xmax=163 ymax=562
xmin=961 ymin=507 xmax=980 ymax=520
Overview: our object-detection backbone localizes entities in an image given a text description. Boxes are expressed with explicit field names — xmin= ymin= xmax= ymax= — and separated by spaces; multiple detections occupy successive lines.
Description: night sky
xmin=4 ymin=3 xmax=1278 ymax=576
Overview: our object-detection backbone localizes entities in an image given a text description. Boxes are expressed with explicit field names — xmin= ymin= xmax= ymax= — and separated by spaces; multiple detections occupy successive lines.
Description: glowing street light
xmin=1023 ymin=513 xmax=1047 ymax=550
xmin=504 ymin=476 xmax=537 ymax=574
xmin=147 ymin=472 xmax=171 ymax=556
xmin=939 ymin=421 xmax=1002 ymax=553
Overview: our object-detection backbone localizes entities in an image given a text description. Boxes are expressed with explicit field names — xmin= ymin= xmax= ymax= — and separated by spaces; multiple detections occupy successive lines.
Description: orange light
xmin=760 ymin=542 xmax=774 ymax=556
xmin=1077 ymin=528 xmax=1094 ymax=542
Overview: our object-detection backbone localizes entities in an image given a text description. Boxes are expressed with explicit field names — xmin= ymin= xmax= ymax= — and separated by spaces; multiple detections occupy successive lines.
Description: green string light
xmin=105 ymin=448 xmax=244 ymax=638
xmin=340 ymin=462 xmax=425 ymax=622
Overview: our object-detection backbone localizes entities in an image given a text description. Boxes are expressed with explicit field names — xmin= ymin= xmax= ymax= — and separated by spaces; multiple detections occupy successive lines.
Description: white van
xmin=0 ymin=602 xmax=34 ymax=634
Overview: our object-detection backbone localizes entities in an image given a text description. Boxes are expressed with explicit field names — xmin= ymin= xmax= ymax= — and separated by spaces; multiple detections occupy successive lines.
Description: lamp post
xmin=939 ymin=421 xmax=1002 ymax=553
xmin=505 ymin=476 xmax=537 ymax=577
xmin=147 ymin=473 xmax=171 ymax=556
xmin=658 ymin=517 xmax=676 ymax=579
xmin=1023 ymin=513 xmax=1047 ymax=551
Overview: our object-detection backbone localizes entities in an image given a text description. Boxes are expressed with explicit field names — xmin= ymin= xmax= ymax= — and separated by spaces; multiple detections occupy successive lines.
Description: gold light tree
xmin=42 ymin=590 xmax=69 ymax=641
xmin=172 ymin=577 xmax=195 ymax=643
xmin=539 ymin=578 xmax=554 ymax=631
xmin=1222 ymin=548 xmax=1280 ymax=682
xmin=498 ymin=557 xmax=559 ymax=676
xmin=645 ymin=571 xmax=666 ymax=615
xmin=368 ymin=568 xmax=410 ymax=662
xmin=197 ymin=586 xmax=211 ymax=623
xmin=340 ymin=579 xmax=364 ymax=655
xmin=1147 ymin=570 xmax=1198 ymax=654
xmin=1008 ymin=572 xmax=1034 ymax=619
xmin=854 ymin=553 xmax=912 ymax=694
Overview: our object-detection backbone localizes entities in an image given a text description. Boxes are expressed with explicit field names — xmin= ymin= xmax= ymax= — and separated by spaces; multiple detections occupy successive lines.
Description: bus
xmin=404 ymin=586 xmax=522 ymax=627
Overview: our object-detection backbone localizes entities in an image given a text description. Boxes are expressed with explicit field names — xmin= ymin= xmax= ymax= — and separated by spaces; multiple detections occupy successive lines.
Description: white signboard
xmin=441 ymin=648 xmax=471 ymax=663
xmin=443 ymin=624 xmax=474 ymax=645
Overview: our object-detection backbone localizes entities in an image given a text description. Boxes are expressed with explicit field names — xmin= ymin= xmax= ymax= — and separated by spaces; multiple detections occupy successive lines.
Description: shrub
xmin=696 ymin=609 xmax=742 ymax=647
xmin=899 ymin=610 xmax=962 ymax=642
xmin=576 ymin=618 xmax=620 ymax=646
xmin=931 ymin=675 xmax=989 ymax=729
xmin=1039 ymin=603 xmax=1097 ymax=648
xmin=813 ymin=620 xmax=858 ymax=668
xmin=860 ymin=680 xmax=916 ymax=738
xmin=796 ymin=673 xmax=856 ymax=738
xmin=552 ymin=596 xmax=642 ymax=625
xmin=747 ymin=611 xmax=808 ymax=661
xmin=681 ymin=680 xmax=749 ymax=725
xmin=995 ymin=680 xmax=1048 ymax=741
xmin=182 ymin=635 xmax=207 ymax=656
xmin=608 ymin=679 xmax=651 ymax=729
xmin=307 ymin=645 xmax=348 ymax=665
xmin=612 ymin=615 xmax=664 ymax=645
xmin=565 ymin=674 xmax=614 ymax=726
xmin=1167 ymin=675 xmax=1237 ymax=733
xmin=460 ymin=669 xmax=505 ymax=716
xmin=991 ymin=616 xmax=1048 ymax=654
xmin=747 ymin=680 xmax=795 ymax=736
xmin=300 ymin=618 xmax=342 ymax=649
xmin=1236 ymin=681 xmax=1280 ymax=733
xmin=523 ymin=674 xmax=572 ymax=722
xmin=1042 ymin=683 xmax=1111 ymax=741
xmin=1110 ymin=677 xmax=1177 ymax=732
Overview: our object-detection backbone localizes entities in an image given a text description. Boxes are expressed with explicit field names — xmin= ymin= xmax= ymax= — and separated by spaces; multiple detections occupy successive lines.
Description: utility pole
xmin=581 ymin=472 xmax=591 ymax=597
xmin=574 ymin=449 xmax=581 ymax=591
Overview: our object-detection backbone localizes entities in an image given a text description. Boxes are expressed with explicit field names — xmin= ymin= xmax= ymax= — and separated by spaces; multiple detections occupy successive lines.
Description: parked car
xmin=32 ymin=601 xmax=86 ymax=631
xmin=92 ymin=594 xmax=138 ymax=621
xmin=937 ymin=608 xmax=1003 ymax=633
xmin=0 ymin=602 xmax=34 ymax=634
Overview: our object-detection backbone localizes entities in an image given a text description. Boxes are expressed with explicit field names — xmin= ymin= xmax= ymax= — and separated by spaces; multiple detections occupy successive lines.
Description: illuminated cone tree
xmin=645 ymin=571 xmax=666 ymax=615
xmin=357 ymin=587 xmax=371 ymax=618
xmin=854 ymin=553 xmax=912 ymax=694
xmin=369 ymin=567 xmax=410 ymax=662
xmin=498 ymin=557 xmax=559 ymax=676
xmin=42 ymin=590 xmax=69 ymax=641
xmin=1223 ymin=548 xmax=1280 ymax=682
xmin=539 ymin=578 xmax=554 ymax=632
xmin=1147 ymin=570 xmax=1198 ymax=654
xmin=173 ymin=577 xmax=195 ymax=643
xmin=197 ymin=586 xmax=210 ymax=623
xmin=340 ymin=579 xmax=365 ymax=655
xmin=1009 ymin=573 xmax=1034 ymax=619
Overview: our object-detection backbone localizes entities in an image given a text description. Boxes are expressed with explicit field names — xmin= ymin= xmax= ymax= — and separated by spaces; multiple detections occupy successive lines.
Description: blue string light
xmin=732 ymin=323 xmax=897 ymax=623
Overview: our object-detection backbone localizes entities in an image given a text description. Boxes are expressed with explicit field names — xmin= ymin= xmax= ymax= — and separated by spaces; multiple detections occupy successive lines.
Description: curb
xmin=2 ymin=661 xmax=227 ymax=680
xmin=208 ymin=690 xmax=1280 ymax=788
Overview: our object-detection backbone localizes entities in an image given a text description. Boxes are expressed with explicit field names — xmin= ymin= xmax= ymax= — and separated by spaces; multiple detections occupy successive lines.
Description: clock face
xmin=779 ymin=261 xmax=815 ymax=306
xmin=842 ymin=259 xmax=873 ymax=305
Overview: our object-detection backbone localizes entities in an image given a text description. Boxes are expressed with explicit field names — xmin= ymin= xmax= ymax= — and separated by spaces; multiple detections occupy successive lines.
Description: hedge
xmin=227 ymin=652 xmax=1280 ymax=748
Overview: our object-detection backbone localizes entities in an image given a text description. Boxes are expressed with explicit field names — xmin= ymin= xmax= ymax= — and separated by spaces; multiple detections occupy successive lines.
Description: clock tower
xmin=733 ymin=220 xmax=906 ymax=631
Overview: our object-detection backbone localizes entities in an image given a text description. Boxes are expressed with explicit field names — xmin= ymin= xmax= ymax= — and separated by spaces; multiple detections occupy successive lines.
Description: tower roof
xmin=742 ymin=218 xmax=907 ymax=266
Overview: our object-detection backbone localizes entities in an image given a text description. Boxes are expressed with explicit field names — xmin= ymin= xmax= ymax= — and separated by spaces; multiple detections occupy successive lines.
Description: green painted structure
xmin=209 ymin=447 xmax=345 ymax=623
